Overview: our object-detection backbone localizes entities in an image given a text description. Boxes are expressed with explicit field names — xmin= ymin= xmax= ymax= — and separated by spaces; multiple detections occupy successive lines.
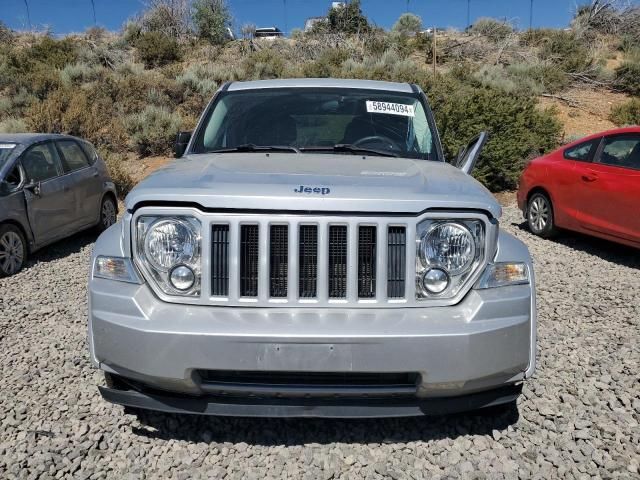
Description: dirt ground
xmin=537 ymin=87 xmax=631 ymax=141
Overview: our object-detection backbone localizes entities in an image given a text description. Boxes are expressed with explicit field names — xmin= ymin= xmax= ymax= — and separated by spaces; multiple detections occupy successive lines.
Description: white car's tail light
xmin=416 ymin=219 xmax=485 ymax=299
xmin=135 ymin=216 xmax=201 ymax=296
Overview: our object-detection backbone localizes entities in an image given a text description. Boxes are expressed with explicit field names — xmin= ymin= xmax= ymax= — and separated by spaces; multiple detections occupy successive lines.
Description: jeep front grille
xmin=239 ymin=225 xmax=259 ymax=297
xmin=208 ymin=217 xmax=411 ymax=306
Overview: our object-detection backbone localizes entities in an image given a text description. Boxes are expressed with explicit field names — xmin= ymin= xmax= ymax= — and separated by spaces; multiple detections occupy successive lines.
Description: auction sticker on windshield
xmin=366 ymin=101 xmax=415 ymax=117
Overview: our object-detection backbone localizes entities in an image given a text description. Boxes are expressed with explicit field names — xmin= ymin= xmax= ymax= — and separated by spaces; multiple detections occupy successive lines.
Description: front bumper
xmin=89 ymin=273 xmax=535 ymax=416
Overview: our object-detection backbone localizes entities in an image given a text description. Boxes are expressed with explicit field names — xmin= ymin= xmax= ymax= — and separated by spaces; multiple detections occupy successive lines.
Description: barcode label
xmin=365 ymin=101 xmax=415 ymax=117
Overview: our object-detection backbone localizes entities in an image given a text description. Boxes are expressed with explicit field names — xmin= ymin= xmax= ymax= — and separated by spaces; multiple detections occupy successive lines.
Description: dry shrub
xmin=101 ymin=151 xmax=136 ymax=199
xmin=0 ymin=118 xmax=28 ymax=133
xmin=610 ymin=98 xmax=640 ymax=126
xmin=125 ymin=105 xmax=183 ymax=156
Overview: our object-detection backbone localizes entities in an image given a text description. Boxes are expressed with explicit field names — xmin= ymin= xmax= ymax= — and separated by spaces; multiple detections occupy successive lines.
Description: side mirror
xmin=455 ymin=132 xmax=488 ymax=175
xmin=174 ymin=131 xmax=192 ymax=158
xmin=24 ymin=180 xmax=41 ymax=196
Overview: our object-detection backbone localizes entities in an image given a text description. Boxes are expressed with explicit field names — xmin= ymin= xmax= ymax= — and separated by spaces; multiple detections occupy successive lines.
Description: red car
xmin=517 ymin=126 xmax=640 ymax=248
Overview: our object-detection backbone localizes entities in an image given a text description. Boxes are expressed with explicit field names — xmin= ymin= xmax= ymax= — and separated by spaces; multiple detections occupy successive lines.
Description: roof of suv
xmin=227 ymin=78 xmax=416 ymax=93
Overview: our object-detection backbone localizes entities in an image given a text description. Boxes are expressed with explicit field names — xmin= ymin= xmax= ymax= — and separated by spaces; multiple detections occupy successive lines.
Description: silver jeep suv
xmin=89 ymin=79 xmax=536 ymax=417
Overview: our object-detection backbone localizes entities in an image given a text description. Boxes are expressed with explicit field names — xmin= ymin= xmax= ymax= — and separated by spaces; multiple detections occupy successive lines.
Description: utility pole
xmin=529 ymin=0 xmax=534 ymax=29
xmin=91 ymin=0 xmax=97 ymax=26
xmin=406 ymin=0 xmax=410 ymax=13
xmin=432 ymin=26 xmax=437 ymax=76
xmin=467 ymin=0 xmax=471 ymax=29
xmin=283 ymin=0 xmax=288 ymax=36
xmin=23 ymin=0 xmax=32 ymax=30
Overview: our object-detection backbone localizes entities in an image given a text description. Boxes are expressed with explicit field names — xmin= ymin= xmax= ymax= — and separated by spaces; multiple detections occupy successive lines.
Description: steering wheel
xmin=353 ymin=135 xmax=401 ymax=151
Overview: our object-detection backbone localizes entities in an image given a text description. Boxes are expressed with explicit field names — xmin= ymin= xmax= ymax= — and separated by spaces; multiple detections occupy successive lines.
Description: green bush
xmin=125 ymin=105 xmax=183 ymax=156
xmin=425 ymin=78 xmax=562 ymax=191
xmin=135 ymin=31 xmax=181 ymax=68
xmin=59 ymin=62 xmax=102 ymax=86
xmin=473 ymin=62 xmax=568 ymax=94
xmin=101 ymin=151 xmax=136 ymax=198
xmin=192 ymin=0 xmax=232 ymax=45
xmin=614 ymin=61 xmax=640 ymax=96
xmin=392 ymin=13 xmax=422 ymax=36
xmin=243 ymin=49 xmax=285 ymax=79
xmin=27 ymin=37 xmax=78 ymax=68
xmin=469 ymin=17 xmax=513 ymax=42
xmin=0 ymin=117 xmax=27 ymax=133
xmin=302 ymin=48 xmax=350 ymax=78
xmin=538 ymin=30 xmax=593 ymax=74
xmin=313 ymin=0 xmax=371 ymax=34
xmin=610 ymin=99 xmax=640 ymax=126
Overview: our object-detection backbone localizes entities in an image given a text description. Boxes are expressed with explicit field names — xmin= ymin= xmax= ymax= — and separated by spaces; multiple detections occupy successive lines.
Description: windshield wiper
xmin=300 ymin=144 xmax=398 ymax=158
xmin=207 ymin=144 xmax=300 ymax=154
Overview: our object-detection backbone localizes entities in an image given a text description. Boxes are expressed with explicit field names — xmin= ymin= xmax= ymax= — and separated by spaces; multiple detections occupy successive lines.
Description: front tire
xmin=527 ymin=192 xmax=557 ymax=238
xmin=98 ymin=196 xmax=117 ymax=232
xmin=0 ymin=224 xmax=27 ymax=277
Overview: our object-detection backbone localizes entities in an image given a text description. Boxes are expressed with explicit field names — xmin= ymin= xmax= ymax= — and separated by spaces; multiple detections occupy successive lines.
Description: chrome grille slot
xmin=240 ymin=224 xmax=259 ymax=297
xmin=387 ymin=226 xmax=406 ymax=298
xmin=358 ymin=226 xmax=377 ymax=299
xmin=269 ymin=225 xmax=288 ymax=298
xmin=211 ymin=224 xmax=229 ymax=296
xmin=328 ymin=225 xmax=348 ymax=299
xmin=298 ymin=225 xmax=318 ymax=298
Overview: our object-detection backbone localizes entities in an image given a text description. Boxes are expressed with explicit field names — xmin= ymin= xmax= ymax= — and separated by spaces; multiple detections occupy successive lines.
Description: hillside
xmin=0 ymin=1 xmax=638 ymax=193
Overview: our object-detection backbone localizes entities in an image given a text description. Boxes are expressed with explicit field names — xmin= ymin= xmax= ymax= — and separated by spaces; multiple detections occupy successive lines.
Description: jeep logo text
xmin=294 ymin=185 xmax=331 ymax=195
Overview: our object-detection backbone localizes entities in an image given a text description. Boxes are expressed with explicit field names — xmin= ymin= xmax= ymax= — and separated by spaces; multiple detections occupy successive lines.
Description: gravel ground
xmin=1 ymin=205 xmax=638 ymax=479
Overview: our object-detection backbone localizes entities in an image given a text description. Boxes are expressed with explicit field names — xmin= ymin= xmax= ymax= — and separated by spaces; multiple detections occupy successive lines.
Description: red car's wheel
xmin=527 ymin=192 xmax=557 ymax=238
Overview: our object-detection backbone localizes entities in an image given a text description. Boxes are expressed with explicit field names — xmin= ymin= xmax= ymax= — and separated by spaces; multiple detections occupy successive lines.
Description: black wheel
xmin=527 ymin=192 xmax=557 ymax=238
xmin=0 ymin=224 xmax=27 ymax=277
xmin=98 ymin=196 xmax=117 ymax=232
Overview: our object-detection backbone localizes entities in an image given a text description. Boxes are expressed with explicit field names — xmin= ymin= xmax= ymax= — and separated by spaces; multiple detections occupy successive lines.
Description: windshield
xmin=192 ymin=88 xmax=439 ymax=160
xmin=0 ymin=143 xmax=17 ymax=169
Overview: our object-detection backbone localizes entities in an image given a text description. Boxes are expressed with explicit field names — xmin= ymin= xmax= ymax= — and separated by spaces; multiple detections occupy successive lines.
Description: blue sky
xmin=2 ymin=0 xmax=638 ymax=35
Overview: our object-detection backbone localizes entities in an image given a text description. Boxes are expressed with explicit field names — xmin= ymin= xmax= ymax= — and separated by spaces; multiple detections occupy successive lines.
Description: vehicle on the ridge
xmin=0 ymin=133 xmax=117 ymax=277
xmin=518 ymin=126 xmax=640 ymax=248
xmin=89 ymin=78 xmax=536 ymax=418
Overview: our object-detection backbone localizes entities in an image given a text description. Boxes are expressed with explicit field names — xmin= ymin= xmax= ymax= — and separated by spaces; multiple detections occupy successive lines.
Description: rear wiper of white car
xmin=208 ymin=144 xmax=300 ymax=153
xmin=300 ymin=144 xmax=399 ymax=158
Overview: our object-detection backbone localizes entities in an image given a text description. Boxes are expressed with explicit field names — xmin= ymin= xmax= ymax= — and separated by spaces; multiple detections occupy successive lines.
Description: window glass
xmin=195 ymin=88 xmax=438 ymax=160
xmin=0 ymin=143 xmax=17 ymax=169
xmin=599 ymin=135 xmax=640 ymax=170
xmin=5 ymin=165 xmax=22 ymax=189
xmin=79 ymin=141 xmax=98 ymax=165
xmin=564 ymin=140 xmax=596 ymax=161
xmin=57 ymin=140 xmax=89 ymax=172
xmin=22 ymin=143 xmax=61 ymax=182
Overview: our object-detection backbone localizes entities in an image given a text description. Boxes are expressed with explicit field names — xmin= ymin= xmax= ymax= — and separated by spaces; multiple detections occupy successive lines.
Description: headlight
xmin=416 ymin=219 xmax=485 ymax=299
xmin=135 ymin=216 xmax=201 ymax=296
xmin=144 ymin=218 xmax=199 ymax=272
xmin=421 ymin=222 xmax=475 ymax=275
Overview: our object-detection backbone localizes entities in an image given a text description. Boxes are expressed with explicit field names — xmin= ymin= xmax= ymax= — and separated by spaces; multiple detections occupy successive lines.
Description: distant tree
xmin=313 ymin=0 xmax=371 ymax=34
xmin=392 ymin=13 xmax=422 ymax=36
xmin=192 ymin=0 xmax=232 ymax=45
xmin=140 ymin=0 xmax=191 ymax=39
xmin=241 ymin=22 xmax=256 ymax=40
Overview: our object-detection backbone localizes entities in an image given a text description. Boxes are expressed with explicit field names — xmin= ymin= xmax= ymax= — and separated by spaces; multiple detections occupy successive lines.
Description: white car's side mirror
xmin=455 ymin=132 xmax=488 ymax=175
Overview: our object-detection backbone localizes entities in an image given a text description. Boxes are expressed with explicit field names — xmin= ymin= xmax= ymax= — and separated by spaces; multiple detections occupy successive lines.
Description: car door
xmin=575 ymin=133 xmax=640 ymax=242
xmin=20 ymin=141 xmax=76 ymax=246
xmin=550 ymin=138 xmax=600 ymax=229
xmin=55 ymin=139 xmax=103 ymax=226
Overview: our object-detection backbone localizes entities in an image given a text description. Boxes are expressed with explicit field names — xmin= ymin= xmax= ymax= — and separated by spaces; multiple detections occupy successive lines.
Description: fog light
xmin=423 ymin=268 xmax=449 ymax=294
xmin=169 ymin=265 xmax=195 ymax=291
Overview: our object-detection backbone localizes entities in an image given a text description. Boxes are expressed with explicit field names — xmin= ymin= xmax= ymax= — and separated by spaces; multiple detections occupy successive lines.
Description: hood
xmin=125 ymin=153 xmax=501 ymax=218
